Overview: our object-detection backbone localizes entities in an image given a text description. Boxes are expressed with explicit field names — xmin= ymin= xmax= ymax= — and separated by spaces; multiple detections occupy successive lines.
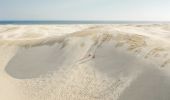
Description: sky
xmin=0 ymin=0 xmax=170 ymax=21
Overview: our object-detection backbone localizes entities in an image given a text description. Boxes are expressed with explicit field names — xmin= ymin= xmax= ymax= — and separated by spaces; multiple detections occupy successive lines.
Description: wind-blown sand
xmin=1 ymin=24 xmax=170 ymax=100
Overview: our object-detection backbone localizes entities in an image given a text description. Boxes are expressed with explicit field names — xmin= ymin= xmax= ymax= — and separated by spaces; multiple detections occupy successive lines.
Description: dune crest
xmin=0 ymin=24 xmax=170 ymax=100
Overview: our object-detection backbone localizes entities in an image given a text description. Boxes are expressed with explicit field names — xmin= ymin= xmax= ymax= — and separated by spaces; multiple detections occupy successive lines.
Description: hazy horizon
xmin=1 ymin=0 xmax=170 ymax=21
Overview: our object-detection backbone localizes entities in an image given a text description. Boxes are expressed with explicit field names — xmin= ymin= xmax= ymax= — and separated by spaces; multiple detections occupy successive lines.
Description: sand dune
xmin=0 ymin=24 xmax=170 ymax=100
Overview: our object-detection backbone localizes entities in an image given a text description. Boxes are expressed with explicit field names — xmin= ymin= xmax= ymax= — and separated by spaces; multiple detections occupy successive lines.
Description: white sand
xmin=1 ymin=24 xmax=170 ymax=100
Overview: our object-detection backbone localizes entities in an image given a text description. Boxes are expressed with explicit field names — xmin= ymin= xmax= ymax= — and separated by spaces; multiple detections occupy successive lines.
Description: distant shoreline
xmin=0 ymin=20 xmax=170 ymax=25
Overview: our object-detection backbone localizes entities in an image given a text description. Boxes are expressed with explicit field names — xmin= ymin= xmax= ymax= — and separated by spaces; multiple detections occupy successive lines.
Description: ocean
xmin=0 ymin=20 xmax=169 ymax=25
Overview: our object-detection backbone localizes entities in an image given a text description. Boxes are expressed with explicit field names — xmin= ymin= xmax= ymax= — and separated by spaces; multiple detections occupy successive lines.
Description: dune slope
xmin=0 ymin=24 xmax=170 ymax=100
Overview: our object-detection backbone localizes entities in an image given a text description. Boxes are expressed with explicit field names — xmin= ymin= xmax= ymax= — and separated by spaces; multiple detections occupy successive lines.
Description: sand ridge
xmin=0 ymin=24 xmax=170 ymax=100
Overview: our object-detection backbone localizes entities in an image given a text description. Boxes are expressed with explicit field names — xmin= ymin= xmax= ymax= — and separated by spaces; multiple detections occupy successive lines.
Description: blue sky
xmin=0 ymin=0 xmax=170 ymax=21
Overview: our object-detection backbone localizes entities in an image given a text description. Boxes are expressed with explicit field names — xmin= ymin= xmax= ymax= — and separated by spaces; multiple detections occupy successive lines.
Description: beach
xmin=0 ymin=24 xmax=170 ymax=100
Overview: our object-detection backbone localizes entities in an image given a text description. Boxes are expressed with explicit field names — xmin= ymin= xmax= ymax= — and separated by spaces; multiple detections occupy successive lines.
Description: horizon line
xmin=0 ymin=20 xmax=170 ymax=22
